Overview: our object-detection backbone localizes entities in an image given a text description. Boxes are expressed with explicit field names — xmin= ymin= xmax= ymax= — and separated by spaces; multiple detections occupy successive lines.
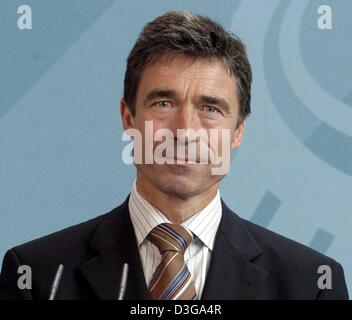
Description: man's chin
xmin=156 ymin=176 xmax=198 ymax=200
xmin=163 ymin=162 xmax=210 ymax=175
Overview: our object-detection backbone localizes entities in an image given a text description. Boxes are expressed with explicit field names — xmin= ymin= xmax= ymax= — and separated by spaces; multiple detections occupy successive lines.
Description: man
xmin=0 ymin=11 xmax=349 ymax=300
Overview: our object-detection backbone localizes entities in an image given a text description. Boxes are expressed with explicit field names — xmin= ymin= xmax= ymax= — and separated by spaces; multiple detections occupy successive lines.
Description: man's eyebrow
xmin=144 ymin=89 xmax=179 ymax=104
xmin=198 ymin=95 xmax=231 ymax=115
xmin=144 ymin=90 xmax=232 ymax=114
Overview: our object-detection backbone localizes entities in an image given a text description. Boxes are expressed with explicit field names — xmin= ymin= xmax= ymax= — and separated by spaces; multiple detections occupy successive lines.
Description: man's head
xmin=121 ymin=11 xmax=252 ymax=200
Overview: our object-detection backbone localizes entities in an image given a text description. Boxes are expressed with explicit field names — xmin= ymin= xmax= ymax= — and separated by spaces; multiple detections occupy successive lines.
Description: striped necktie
xmin=148 ymin=223 xmax=197 ymax=300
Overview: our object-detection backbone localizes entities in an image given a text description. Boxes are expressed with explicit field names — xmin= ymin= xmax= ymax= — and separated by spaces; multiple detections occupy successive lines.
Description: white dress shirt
xmin=128 ymin=179 xmax=222 ymax=299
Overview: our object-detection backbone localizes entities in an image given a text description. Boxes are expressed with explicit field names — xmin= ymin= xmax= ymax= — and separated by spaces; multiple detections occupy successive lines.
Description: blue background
xmin=0 ymin=0 xmax=351 ymax=296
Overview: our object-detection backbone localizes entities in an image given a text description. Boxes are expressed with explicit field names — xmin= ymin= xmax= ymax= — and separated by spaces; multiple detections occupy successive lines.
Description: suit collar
xmin=218 ymin=199 xmax=262 ymax=260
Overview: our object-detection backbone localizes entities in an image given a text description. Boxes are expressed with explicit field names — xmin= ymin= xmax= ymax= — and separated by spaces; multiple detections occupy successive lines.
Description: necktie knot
xmin=149 ymin=223 xmax=193 ymax=254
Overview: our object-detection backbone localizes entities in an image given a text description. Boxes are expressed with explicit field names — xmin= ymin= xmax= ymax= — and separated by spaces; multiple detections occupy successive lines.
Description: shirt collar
xmin=128 ymin=178 xmax=222 ymax=251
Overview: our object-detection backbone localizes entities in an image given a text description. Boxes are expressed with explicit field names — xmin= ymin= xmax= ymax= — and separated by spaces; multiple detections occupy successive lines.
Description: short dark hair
xmin=123 ymin=11 xmax=252 ymax=125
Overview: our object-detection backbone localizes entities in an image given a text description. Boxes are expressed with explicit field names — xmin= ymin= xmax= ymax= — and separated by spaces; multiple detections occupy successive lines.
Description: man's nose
xmin=171 ymin=104 xmax=199 ymax=134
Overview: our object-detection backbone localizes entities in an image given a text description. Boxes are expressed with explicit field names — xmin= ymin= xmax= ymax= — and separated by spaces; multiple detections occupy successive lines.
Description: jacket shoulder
xmin=239 ymin=218 xmax=349 ymax=299
xmin=10 ymin=208 xmax=117 ymax=264
xmin=242 ymin=218 xmax=335 ymax=264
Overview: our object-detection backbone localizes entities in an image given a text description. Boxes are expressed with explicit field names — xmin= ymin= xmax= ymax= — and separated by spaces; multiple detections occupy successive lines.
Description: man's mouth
xmin=164 ymin=156 xmax=198 ymax=164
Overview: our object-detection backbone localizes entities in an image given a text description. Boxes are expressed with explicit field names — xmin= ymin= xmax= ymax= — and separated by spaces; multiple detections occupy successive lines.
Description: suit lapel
xmin=201 ymin=199 xmax=279 ymax=299
xmin=78 ymin=195 xmax=149 ymax=300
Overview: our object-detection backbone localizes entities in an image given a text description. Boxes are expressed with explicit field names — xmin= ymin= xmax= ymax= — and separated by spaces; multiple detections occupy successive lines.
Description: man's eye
xmin=202 ymin=105 xmax=220 ymax=113
xmin=153 ymin=101 xmax=171 ymax=108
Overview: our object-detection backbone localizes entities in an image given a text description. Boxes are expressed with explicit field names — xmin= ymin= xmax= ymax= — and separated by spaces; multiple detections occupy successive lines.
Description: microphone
xmin=47 ymin=263 xmax=128 ymax=300
xmin=117 ymin=263 xmax=129 ymax=300
xmin=48 ymin=264 xmax=64 ymax=300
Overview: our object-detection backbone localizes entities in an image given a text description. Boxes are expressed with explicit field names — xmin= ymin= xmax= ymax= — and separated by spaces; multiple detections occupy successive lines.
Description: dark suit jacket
xmin=0 ymin=195 xmax=349 ymax=300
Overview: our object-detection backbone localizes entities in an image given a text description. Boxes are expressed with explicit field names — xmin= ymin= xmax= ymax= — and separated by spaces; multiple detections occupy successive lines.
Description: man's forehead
xmin=139 ymin=55 xmax=237 ymax=98
xmin=144 ymin=54 xmax=232 ymax=79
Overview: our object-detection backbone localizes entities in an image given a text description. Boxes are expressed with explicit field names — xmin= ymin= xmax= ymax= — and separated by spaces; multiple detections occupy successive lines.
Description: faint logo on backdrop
xmin=264 ymin=1 xmax=352 ymax=177
xmin=317 ymin=5 xmax=332 ymax=30
xmin=248 ymin=1 xmax=351 ymax=256
xmin=17 ymin=5 xmax=32 ymax=30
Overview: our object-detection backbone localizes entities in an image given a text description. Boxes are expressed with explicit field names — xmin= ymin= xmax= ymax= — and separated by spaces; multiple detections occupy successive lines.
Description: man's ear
xmin=231 ymin=120 xmax=245 ymax=150
xmin=120 ymin=99 xmax=135 ymax=131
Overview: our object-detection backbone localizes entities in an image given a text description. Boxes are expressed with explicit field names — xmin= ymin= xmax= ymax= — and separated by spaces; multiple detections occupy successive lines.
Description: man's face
xmin=121 ymin=54 xmax=245 ymax=199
